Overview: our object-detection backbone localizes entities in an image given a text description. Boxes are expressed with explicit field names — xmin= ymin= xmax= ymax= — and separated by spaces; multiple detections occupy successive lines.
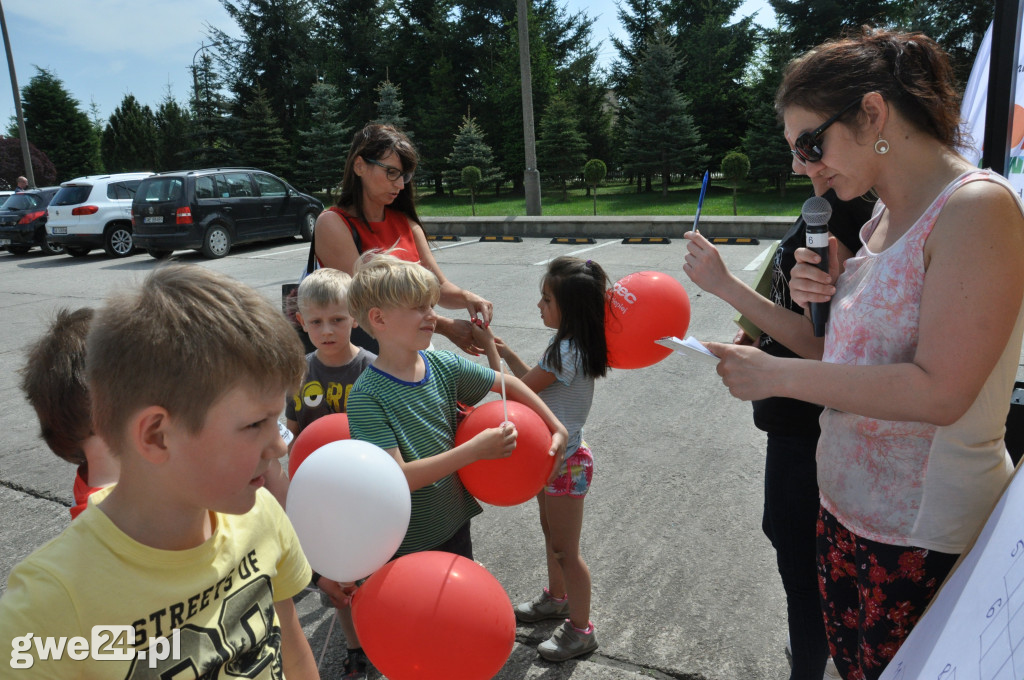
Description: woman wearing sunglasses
xmin=313 ymin=123 xmax=493 ymax=354
xmin=706 ymin=28 xmax=1024 ymax=680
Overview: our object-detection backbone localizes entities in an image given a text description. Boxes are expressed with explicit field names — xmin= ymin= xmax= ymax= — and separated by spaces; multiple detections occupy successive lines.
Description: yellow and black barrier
xmin=479 ymin=235 xmax=523 ymax=243
xmin=426 ymin=234 xmax=461 ymax=241
xmin=708 ymin=237 xmax=760 ymax=245
xmin=550 ymin=237 xmax=597 ymax=244
xmin=621 ymin=236 xmax=672 ymax=245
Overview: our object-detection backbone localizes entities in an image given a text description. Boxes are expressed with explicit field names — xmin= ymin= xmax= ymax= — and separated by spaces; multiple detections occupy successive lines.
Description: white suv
xmin=46 ymin=172 xmax=153 ymax=257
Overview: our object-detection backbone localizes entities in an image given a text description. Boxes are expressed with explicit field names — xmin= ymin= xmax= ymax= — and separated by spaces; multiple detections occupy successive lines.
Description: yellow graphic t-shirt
xmin=0 ymin=489 xmax=310 ymax=678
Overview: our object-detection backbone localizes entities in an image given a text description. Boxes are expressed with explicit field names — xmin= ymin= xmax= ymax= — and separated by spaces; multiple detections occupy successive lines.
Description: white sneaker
xmin=537 ymin=620 xmax=598 ymax=661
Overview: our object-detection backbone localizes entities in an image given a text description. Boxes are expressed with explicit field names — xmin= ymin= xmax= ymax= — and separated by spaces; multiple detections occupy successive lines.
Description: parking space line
xmin=431 ymin=239 xmax=482 ymax=251
xmin=744 ymin=244 xmax=776 ymax=271
xmin=532 ymin=239 xmax=618 ymax=266
xmin=252 ymin=246 xmax=310 ymax=258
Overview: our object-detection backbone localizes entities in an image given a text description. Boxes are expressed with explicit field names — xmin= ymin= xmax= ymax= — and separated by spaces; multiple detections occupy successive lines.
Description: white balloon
xmin=286 ymin=439 xmax=411 ymax=582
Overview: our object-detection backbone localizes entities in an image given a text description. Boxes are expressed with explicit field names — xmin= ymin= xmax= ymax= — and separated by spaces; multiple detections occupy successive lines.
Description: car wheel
xmin=202 ymin=225 xmax=231 ymax=258
xmin=39 ymin=240 xmax=65 ymax=256
xmin=104 ymin=224 xmax=134 ymax=257
xmin=66 ymin=247 xmax=91 ymax=257
xmin=6 ymin=245 xmax=31 ymax=255
xmin=148 ymin=249 xmax=173 ymax=259
xmin=300 ymin=211 xmax=316 ymax=241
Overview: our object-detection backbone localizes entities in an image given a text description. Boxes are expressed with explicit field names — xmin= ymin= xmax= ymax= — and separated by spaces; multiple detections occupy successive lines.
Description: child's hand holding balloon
xmin=469 ymin=422 xmax=518 ymax=461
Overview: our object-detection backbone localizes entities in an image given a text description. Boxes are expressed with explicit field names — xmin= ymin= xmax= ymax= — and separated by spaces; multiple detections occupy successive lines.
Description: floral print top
xmin=818 ymin=170 xmax=1024 ymax=553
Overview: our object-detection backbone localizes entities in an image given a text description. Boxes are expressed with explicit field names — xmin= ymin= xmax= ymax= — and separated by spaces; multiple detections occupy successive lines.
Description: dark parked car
xmin=0 ymin=188 xmax=62 ymax=255
xmin=132 ymin=168 xmax=323 ymax=259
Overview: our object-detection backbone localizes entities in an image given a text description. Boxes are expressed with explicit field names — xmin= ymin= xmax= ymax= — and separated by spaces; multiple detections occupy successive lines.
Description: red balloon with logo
xmin=352 ymin=551 xmax=516 ymax=679
xmin=605 ymin=271 xmax=690 ymax=369
xmin=288 ymin=412 xmax=350 ymax=478
xmin=456 ymin=400 xmax=554 ymax=506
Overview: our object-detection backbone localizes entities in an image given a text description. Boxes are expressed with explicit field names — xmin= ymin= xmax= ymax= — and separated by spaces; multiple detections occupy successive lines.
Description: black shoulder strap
xmin=307 ymin=210 xmax=363 ymax=275
xmin=306 ymin=222 xmax=318 ymax=274
xmin=342 ymin=212 xmax=363 ymax=254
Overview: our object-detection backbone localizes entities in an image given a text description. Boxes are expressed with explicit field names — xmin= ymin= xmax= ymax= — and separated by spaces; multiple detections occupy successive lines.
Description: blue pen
xmin=692 ymin=170 xmax=709 ymax=232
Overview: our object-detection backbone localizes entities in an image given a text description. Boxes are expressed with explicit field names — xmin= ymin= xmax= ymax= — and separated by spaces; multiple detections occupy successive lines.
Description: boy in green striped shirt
xmin=346 ymin=253 xmax=568 ymax=559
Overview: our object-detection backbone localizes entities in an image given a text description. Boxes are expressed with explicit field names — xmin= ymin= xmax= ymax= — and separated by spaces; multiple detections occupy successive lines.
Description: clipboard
xmin=733 ymin=240 xmax=779 ymax=340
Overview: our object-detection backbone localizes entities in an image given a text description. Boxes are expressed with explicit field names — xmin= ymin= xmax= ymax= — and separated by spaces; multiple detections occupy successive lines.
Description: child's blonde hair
xmin=297 ymin=267 xmax=353 ymax=315
xmin=347 ymin=252 xmax=440 ymax=338
xmin=86 ymin=264 xmax=305 ymax=452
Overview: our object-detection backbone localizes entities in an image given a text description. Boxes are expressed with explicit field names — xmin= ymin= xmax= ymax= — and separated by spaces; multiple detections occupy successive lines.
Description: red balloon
xmin=352 ymin=551 xmax=515 ymax=679
xmin=456 ymin=400 xmax=555 ymax=506
xmin=288 ymin=413 xmax=350 ymax=478
xmin=605 ymin=270 xmax=691 ymax=369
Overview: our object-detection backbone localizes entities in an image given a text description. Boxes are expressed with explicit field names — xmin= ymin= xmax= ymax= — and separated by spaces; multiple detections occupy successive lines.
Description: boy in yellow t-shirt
xmin=0 ymin=264 xmax=317 ymax=678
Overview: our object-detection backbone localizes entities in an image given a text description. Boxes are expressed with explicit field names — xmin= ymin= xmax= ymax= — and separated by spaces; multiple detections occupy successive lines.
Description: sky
xmin=0 ymin=0 xmax=775 ymax=129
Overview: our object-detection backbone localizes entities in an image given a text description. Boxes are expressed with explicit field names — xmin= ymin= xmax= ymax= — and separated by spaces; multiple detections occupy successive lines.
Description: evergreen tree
xmin=908 ymin=0 xmax=992 ymax=84
xmin=770 ymin=0 xmax=907 ymax=53
xmin=391 ymin=0 xmax=483 ymax=193
xmin=667 ymin=0 xmax=757 ymax=169
xmin=101 ymin=95 xmax=158 ymax=173
xmin=86 ymin=100 xmax=106 ymax=173
xmin=373 ymin=79 xmax=411 ymax=135
xmin=236 ymin=86 xmax=292 ymax=180
xmin=609 ymin=0 xmax=666 ymax=190
xmin=185 ymin=52 xmax=236 ymax=168
xmin=212 ymin=0 xmax=318 ymax=148
xmin=417 ymin=56 xmax=463 ymax=195
xmin=547 ymin=3 xmax=613 ymax=175
xmin=155 ymin=91 xmax=192 ymax=172
xmin=609 ymin=0 xmax=666 ymax=101
xmin=621 ymin=26 xmax=707 ymax=197
xmin=444 ymin=116 xmax=501 ymax=193
xmin=536 ymin=95 xmax=587 ymax=201
xmin=742 ymin=29 xmax=796 ymax=195
xmin=296 ymin=82 xmax=351 ymax=193
xmin=20 ymin=68 xmax=100 ymax=181
xmin=313 ymin=0 xmax=389 ymax=129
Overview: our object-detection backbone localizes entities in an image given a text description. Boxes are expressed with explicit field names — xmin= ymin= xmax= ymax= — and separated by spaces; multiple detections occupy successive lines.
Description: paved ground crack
xmin=0 ymin=479 xmax=70 ymax=508
xmin=515 ymin=632 xmax=706 ymax=679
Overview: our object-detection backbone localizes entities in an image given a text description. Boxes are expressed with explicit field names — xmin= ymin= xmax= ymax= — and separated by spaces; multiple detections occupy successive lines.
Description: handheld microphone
xmin=802 ymin=196 xmax=833 ymax=337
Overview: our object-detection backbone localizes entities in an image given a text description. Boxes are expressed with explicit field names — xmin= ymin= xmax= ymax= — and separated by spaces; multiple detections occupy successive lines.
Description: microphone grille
xmin=801 ymin=195 xmax=832 ymax=227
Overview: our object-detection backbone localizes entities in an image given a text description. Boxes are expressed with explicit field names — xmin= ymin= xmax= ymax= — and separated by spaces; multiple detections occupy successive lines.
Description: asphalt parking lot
xmin=2 ymin=236 xmax=1018 ymax=678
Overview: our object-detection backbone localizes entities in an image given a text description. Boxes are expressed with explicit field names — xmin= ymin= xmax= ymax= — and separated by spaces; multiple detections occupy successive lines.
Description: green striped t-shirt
xmin=347 ymin=350 xmax=495 ymax=555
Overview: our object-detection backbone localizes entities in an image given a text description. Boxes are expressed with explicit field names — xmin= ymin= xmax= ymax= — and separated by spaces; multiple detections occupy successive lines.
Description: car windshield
xmin=50 ymin=186 xmax=93 ymax=206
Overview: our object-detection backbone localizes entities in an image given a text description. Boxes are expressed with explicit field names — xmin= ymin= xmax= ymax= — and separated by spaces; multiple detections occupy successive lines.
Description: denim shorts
xmin=544 ymin=443 xmax=594 ymax=497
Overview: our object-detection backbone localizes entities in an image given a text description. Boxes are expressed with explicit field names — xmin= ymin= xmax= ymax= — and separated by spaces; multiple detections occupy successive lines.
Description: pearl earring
xmin=874 ymin=134 xmax=890 ymax=155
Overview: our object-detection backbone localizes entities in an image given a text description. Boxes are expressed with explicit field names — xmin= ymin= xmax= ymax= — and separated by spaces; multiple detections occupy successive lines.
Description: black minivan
xmin=131 ymin=168 xmax=323 ymax=259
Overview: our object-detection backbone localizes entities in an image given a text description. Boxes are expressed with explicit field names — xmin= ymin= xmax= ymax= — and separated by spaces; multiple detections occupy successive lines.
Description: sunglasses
xmin=363 ymin=156 xmax=414 ymax=184
xmin=791 ymin=98 xmax=862 ymax=165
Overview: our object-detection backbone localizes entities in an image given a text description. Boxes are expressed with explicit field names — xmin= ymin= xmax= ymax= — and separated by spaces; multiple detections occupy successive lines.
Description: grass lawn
xmin=413 ymin=177 xmax=816 ymax=218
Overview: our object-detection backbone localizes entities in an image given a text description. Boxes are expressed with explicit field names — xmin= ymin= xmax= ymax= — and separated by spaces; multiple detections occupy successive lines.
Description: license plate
xmin=51 ymin=227 xmax=67 ymax=235
xmin=143 ymin=216 xmax=164 ymax=224
xmin=0 ymin=239 xmax=10 ymax=246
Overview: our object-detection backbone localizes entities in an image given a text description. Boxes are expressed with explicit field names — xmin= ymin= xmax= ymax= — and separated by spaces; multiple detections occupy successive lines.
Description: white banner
xmin=960 ymin=22 xmax=1024 ymax=196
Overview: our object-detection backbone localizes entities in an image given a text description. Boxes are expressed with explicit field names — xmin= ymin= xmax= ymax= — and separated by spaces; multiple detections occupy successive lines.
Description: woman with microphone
xmin=707 ymin=28 xmax=1024 ymax=680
